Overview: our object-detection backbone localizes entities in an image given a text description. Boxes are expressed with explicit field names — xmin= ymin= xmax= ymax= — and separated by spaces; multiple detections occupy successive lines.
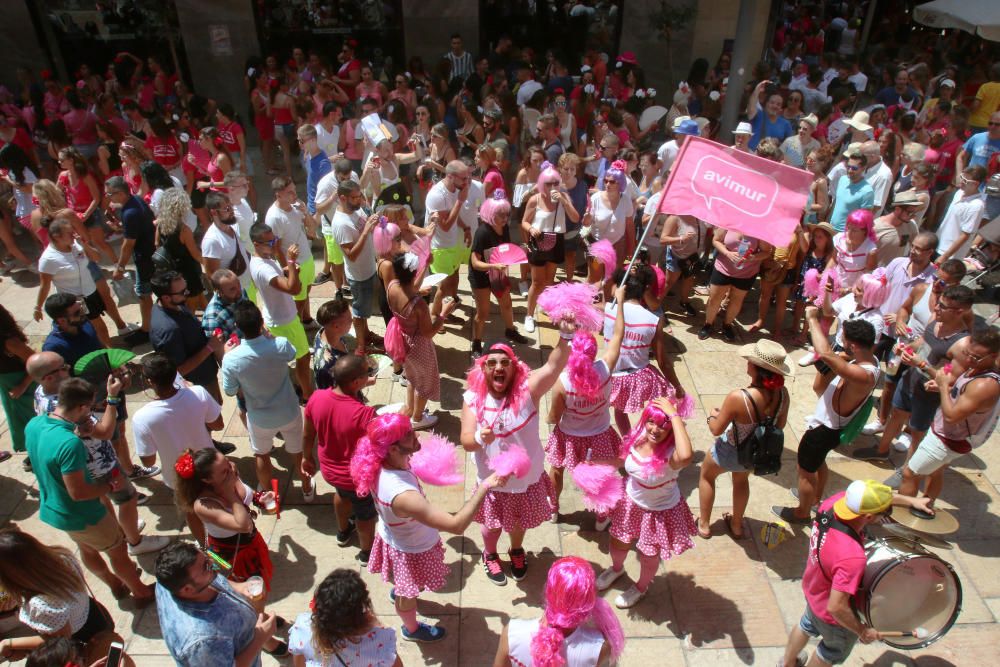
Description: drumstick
xmin=271 ymin=478 xmax=281 ymax=519
xmin=880 ymin=627 xmax=929 ymax=639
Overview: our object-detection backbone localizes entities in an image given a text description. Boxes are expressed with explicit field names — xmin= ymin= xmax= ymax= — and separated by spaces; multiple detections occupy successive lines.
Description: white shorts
xmin=248 ymin=412 xmax=304 ymax=456
xmin=906 ymin=430 xmax=965 ymax=476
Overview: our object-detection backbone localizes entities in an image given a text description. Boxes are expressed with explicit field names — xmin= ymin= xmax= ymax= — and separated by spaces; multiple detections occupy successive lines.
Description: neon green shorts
xmin=430 ymin=245 xmax=471 ymax=277
xmin=296 ymin=256 xmax=316 ymax=301
xmin=268 ymin=318 xmax=310 ymax=359
xmin=324 ymin=233 xmax=344 ymax=265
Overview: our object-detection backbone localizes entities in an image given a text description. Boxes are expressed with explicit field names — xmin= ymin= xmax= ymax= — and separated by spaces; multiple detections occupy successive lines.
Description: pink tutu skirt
xmin=609 ymin=365 xmax=675 ymax=413
xmin=545 ymin=425 xmax=622 ymax=469
xmin=474 ymin=472 xmax=554 ymax=532
xmin=367 ymin=536 xmax=449 ymax=598
xmin=609 ymin=496 xmax=697 ymax=561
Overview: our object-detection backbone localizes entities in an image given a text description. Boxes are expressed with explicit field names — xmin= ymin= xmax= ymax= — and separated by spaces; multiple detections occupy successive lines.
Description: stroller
xmin=962 ymin=174 xmax=1000 ymax=304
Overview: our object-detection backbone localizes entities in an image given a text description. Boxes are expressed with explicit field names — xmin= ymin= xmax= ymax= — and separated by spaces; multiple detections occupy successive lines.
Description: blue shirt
xmin=306 ymin=152 xmax=332 ymax=214
xmin=156 ymin=575 xmax=259 ymax=667
xmin=830 ymin=177 xmax=875 ymax=232
xmin=221 ymin=335 xmax=299 ymax=428
xmin=749 ymin=108 xmax=793 ymax=150
xmin=962 ymin=132 xmax=1000 ymax=169
xmin=42 ymin=322 xmax=102 ymax=368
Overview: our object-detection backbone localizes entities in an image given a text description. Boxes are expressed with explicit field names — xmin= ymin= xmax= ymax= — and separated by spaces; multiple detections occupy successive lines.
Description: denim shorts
xmin=96 ymin=462 xmax=138 ymax=505
xmin=799 ymin=604 xmax=859 ymax=665
xmin=710 ymin=434 xmax=752 ymax=473
xmin=892 ymin=370 xmax=939 ymax=432
xmin=348 ymin=274 xmax=377 ymax=319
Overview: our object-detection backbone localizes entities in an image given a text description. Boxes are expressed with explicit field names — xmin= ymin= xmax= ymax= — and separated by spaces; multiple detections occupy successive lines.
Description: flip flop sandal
xmin=723 ymin=512 xmax=748 ymax=540
xmin=696 ymin=521 xmax=712 ymax=539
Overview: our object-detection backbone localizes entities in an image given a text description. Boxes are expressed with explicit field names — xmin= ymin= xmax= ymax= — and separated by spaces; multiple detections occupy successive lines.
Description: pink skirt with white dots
xmin=609 ymin=495 xmax=697 ymax=561
xmin=545 ymin=425 xmax=623 ymax=470
xmin=367 ymin=536 xmax=449 ymax=598
xmin=609 ymin=365 xmax=676 ymax=414
xmin=474 ymin=472 xmax=554 ymax=532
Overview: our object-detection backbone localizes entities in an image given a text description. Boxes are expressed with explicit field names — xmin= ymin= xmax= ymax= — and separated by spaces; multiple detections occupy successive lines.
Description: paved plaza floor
xmin=2 ymin=200 xmax=998 ymax=667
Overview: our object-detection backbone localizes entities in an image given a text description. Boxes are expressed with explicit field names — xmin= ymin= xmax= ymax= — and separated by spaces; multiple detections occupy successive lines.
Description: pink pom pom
xmin=802 ymin=268 xmax=822 ymax=300
xmin=536 ymin=282 xmax=603 ymax=332
xmin=489 ymin=444 xmax=532 ymax=479
xmin=671 ymin=391 xmax=696 ymax=419
xmin=651 ymin=265 xmax=667 ymax=299
xmin=409 ymin=432 xmax=463 ymax=486
xmin=571 ymin=462 xmax=624 ymax=514
xmin=588 ymin=240 xmax=617 ymax=273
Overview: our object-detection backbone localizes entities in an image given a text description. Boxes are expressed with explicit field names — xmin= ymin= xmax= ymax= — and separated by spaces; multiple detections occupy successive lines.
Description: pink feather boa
xmin=536 ymin=282 xmax=603 ymax=332
xmin=409 ymin=432 xmax=463 ymax=486
xmin=488 ymin=444 xmax=532 ymax=478
xmin=571 ymin=463 xmax=624 ymax=514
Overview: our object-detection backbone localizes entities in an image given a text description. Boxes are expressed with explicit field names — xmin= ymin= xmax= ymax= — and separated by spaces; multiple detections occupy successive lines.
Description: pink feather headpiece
xmin=536 ymin=282 xmax=602 ymax=332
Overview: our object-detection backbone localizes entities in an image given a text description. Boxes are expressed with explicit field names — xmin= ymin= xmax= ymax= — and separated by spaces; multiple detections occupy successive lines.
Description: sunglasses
xmin=167 ymin=288 xmax=190 ymax=297
xmin=544 ymin=180 xmax=559 ymax=186
xmin=846 ymin=165 xmax=861 ymax=172
xmin=965 ymin=349 xmax=994 ymax=363
xmin=254 ymin=237 xmax=278 ymax=247
xmin=484 ymin=358 xmax=512 ymax=369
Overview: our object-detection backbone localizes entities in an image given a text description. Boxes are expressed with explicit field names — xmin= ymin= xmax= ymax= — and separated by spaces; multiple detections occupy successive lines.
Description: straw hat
xmin=809 ymin=221 xmax=836 ymax=239
xmin=739 ymin=340 xmax=794 ymax=376
xmin=843 ymin=111 xmax=872 ymax=132
xmin=891 ymin=190 xmax=921 ymax=207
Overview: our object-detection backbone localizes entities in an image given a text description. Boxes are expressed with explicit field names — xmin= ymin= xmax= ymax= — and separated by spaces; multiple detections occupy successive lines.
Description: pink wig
xmin=565 ymin=331 xmax=601 ymax=400
xmin=623 ymin=402 xmax=678 ymax=476
xmin=846 ymin=208 xmax=877 ymax=244
xmin=372 ymin=217 xmax=400 ymax=258
xmin=350 ymin=413 xmax=413 ymax=497
xmin=479 ymin=188 xmax=511 ymax=225
xmin=604 ymin=159 xmax=628 ymax=191
xmin=530 ymin=556 xmax=625 ymax=667
xmin=535 ymin=165 xmax=561 ymax=194
xmin=857 ymin=267 xmax=890 ymax=309
xmin=465 ymin=343 xmax=532 ymax=416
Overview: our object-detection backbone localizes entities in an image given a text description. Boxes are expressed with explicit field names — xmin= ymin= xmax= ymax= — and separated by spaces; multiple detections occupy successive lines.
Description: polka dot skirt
xmin=545 ymin=425 xmax=623 ymax=470
xmin=367 ymin=536 xmax=449 ymax=599
xmin=609 ymin=495 xmax=698 ymax=561
xmin=610 ymin=365 xmax=676 ymax=414
xmin=474 ymin=472 xmax=554 ymax=532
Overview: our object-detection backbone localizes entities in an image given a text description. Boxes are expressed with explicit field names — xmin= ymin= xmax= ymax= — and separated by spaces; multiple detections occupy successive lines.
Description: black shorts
xmin=528 ymin=233 xmax=566 ymax=267
xmin=797 ymin=423 xmax=842 ymax=473
xmin=709 ymin=267 xmax=757 ymax=292
xmin=83 ymin=290 xmax=106 ymax=320
xmin=334 ymin=485 xmax=377 ymax=520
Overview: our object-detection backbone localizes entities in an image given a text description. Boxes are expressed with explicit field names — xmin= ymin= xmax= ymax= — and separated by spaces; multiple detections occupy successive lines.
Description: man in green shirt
xmin=25 ymin=377 xmax=154 ymax=605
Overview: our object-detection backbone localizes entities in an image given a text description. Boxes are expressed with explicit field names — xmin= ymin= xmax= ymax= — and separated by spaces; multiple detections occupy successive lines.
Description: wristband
xmin=559 ymin=332 xmax=574 ymax=341
xmin=106 ymin=396 xmax=121 ymax=406
xmin=474 ymin=429 xmax=487 ymax=447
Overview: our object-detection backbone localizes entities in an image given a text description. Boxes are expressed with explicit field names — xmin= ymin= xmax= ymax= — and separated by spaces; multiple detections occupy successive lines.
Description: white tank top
xmin=374 ymin=468 xmax=440 ymax=553
xmin=464 ymin=390 xmax=545 ymax=494
xmin=604 ymin=302 xmax=659 ymax=373
xmin=910 ymin=285 xmax=933 ymax=338
xmin=808 ymin=362 xmax=881 ymax=430
xmin=507 ymin=618 xmax=604 ymax=667
xmin=624 ymin=445 xmax=681 ymax=511
xmin=558 ymin=360 xmax=612 ymax=437
xmin=203 ymin=483 xmax=255 ymax=539
xmin=531 ymin=202 xmax=566 ymax=234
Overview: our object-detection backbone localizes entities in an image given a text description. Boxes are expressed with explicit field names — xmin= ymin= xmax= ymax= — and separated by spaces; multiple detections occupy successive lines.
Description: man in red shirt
xmin=301 ymin=353 xmax=377 ymax=564
xmin=778 ymin=479 xmax=932 ymax=667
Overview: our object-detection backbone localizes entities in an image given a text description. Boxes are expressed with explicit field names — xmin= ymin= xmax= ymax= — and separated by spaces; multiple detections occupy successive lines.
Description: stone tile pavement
xmin=2 ymin=222 xmax=999 ymax=666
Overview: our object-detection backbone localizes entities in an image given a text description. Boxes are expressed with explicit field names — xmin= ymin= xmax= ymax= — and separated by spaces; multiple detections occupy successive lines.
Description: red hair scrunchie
xmin=174 ymin=452 xmax=195 ymax=479
xmin=762 ymin=374 xmax=784 ymax=390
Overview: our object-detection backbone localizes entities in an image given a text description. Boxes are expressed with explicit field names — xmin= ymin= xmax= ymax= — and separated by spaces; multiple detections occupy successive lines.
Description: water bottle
xmin=886 ymin=327 xmax=914 ymax=375
xmin=735 ymin=238 xmax=751 ymax=268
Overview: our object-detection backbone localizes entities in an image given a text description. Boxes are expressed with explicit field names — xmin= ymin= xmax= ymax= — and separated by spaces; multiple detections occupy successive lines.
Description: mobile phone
xmin=106 ymin=641 xmax=124 ymax=667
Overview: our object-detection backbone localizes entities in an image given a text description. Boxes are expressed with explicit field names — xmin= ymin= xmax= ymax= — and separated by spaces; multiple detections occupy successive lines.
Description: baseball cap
xmin=675 ymin=119 xmax=700 ymax=136
xmin=672 ymin=115 xmax=692 ymax=130
xmin=939 ymin=78 xmax=956 ymax=89
xmin=834 ymin=480 xmax=893 ymax=520
xmin=842 ymin=141 xmax=864 ymax=158
xmin=734 ymin=121 xmax=753 ymax=135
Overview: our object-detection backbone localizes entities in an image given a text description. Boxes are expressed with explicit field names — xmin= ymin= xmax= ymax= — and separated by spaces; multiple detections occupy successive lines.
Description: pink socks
xmin=636 ymin=554 xmax=660 ymax=592
xmin=396 ymin=604 xmax=419 ymax=633
xmin=610 ymin=544 xmax=629 ymax=572
xmin=481 ymin=525 xmax=501 ymax=555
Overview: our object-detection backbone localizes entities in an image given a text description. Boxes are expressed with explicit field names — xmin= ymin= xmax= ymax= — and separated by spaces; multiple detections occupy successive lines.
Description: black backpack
xmin=735 ymin=388 xmax=785 ymax=476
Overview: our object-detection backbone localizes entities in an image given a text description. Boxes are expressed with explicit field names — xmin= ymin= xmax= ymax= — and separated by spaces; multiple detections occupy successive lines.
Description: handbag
xmin=735 ymin=389 xmax=785 ymax=476
xmin=531 ymin=231 xmax=558 ymax=252
xmin=228 ymin=240 xmax=248 ymax=276
xmin=111 ymin=270 xmax=140 ymax=307
xmin=152 ymin=243 xmax=176 ymax=271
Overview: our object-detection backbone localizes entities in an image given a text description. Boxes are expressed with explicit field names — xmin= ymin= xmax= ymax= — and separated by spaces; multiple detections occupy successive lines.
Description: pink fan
xmin=489 ymin=243 xmax=529 ymax=266
xmin=571 ymin=462 xmax=623 ymax=514
xmin=489 ymin=444 xmax=532 ymax=478
xmin=409 ymin=432 xmax=464 ymax=486
xmin=537 ymin=282 xmax=603 ymax=332
xmin=408 ymin=235 xmax=432 ymax=272
xmin=588 ymin=240 xmax=617 ymax=272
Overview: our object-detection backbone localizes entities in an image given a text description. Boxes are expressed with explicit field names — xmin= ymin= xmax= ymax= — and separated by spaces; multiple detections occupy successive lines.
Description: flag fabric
xmin=656 ymin=136 xmax=813 ymax=248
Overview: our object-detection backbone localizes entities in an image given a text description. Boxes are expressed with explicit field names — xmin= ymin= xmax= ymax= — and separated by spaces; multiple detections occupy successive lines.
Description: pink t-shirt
xmin=63 ymin=109 xmax=99 ymax=145
xmin=303 ymin=389 xmax=376 ymax=490
xmin=802 ymin=492 xmax=866 ymax=625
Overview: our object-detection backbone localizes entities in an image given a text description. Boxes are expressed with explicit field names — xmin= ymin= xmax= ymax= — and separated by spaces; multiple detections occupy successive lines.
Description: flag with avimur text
xmin=656 ymin=136 xmax=813 ymax=248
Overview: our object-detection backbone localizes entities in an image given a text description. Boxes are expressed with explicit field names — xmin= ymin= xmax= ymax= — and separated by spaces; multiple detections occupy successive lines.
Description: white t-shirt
xmin=643 ymin=192 xmax=666 ymax=248
xmin=332 ymin=209 xmax=376 ymax=281
xmin=374 ymin=468 xmax=440 ymax=553
xmin=832 ymin=293 xmax=886 ymax=348
xmin=265 ymin=202 xmax=313 ymax=262
xmin=249 ymin=256 xmax=298 ymax=327
xmin=865 ymin=160 xmax=894 ymax=211
xmin=464 ymin=391 xmax=545 ymax=495
xmin=589 ymin=191 xmax=635 ymax=245
xmin=132 ymin=385 xmax=220 ymax=488
xmin=38 ymin=242 xmax=95 ymax=296
xmin=201 ymin=224 xmax=251 ymax=289
xmin=11 ymin=169 xmax=37 ymax=218
xmin=848 ymin=72 xmax=868 ymax=93
xmin=314 ymin=122 xmax=341 ymax=159
xmin=233 ymin=198 xmax=255 ymax=250
xmin=315 ymin=170 xmax=360 ymax=234
xmin=459 ymin=179 xmax=485 ymax=237
xmin=425 ymin=181 xmax=461 ymax=249
xmin=657 ymin=140 xmax=679 ymax=175
xmin=937 ymin=191 xmax=986 ymax=259
xmin=150 ymin=180 xmax=197 ymax=231
xmin=516 ymin=80 xmax=544 ymax=107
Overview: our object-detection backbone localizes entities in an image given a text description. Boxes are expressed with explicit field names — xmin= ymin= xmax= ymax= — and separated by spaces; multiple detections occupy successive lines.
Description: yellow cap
xmin=834 ymin=480 xmax=893 ymax=521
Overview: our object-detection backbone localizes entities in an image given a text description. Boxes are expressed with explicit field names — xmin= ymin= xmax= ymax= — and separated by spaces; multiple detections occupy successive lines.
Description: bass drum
xmin=856 ymin=537 xmax=962 ymax=649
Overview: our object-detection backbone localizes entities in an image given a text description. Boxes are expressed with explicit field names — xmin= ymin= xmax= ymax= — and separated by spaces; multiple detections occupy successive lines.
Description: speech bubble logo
xmin=691 ymin=155 xmax=780 ymax=218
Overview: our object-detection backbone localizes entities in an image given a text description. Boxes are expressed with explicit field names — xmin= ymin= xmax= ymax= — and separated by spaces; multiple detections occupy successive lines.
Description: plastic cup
xmin=261 ymin=496 xmax=277 ymax=515
xmin=245 ymin=576 xmax=264 ymax=602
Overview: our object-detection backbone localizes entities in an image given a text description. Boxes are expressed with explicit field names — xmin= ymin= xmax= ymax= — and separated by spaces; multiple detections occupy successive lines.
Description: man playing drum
xmin=778 ymin=479 xmax=933 ymax=667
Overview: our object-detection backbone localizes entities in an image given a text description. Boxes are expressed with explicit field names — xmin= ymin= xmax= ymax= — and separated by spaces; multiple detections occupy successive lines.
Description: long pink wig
xmin=846 ymin=208 xmax=877 ymax=244
xmin=565 ymin=331 xmax=601 ymax=400
xmin=623 ymin=402 xmax=678 ymax=476
xmin=372 ymin=217 xmax=401 ymax=258
xmin=479 ymin=188 xmax=511 ymax=224
xmin=350 ymin=413 xmax=413 ymax=497
xmin=535 ymin=165 xmax=561 ymax=194
xmin=465 ymin=343 xmax=532 ymax=416
xmin=857 ymin=267 xmax=890 ymax=309
xmin=530 ymin=556 xmax=625 ymax=667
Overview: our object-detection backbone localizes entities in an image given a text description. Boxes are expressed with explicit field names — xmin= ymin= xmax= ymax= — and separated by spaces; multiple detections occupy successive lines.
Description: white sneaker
xmin=797 ymin=352 xmax=819 ymax=367
xmin=127 ymin=534 xmax=171 ymax=556
xmin=862 ymin=418 xmax=885 ymax=435
xmin=117 ymin=323 xmax=140 ymax=335
xmin=524 ymin=315 xmax=536 ymax=333
xmin=411 ymin=411 xmax=439 ymax=431
xmin=595 ymin=566 xmax=626 ymax=591
xmin=302 ymin=481 xmax=316 ymax=503
xmin=614 ymin=584 xmax=648 ymax=609
xmin=594 ymin=516 xmax=611 ymax=532
xmin=892 ymin=432 xmax=912 ymax=452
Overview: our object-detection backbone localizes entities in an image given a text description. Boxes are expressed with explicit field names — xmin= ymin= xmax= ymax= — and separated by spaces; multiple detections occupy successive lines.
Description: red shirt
xmin=0 ymin=127 xmax=35 ymax=156
xmin=338 ymin=59 xmax=362 ymax=100
xmin=304 ymin=389 xmax=376 ymax=490
xmin=144 ymin=135 xmax=182 ymax=168
xmin=802 ymin=493 xmax=867 ymax=625
xmin=57 ymin=171 xmax=95 ymax=215
xmin=217 ymin=121 xmax=244 ymax=154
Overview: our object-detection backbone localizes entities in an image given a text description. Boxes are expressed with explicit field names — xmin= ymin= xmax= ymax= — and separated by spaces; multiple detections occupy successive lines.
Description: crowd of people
xmin=0 ymin=3 xmax=999 ymax=665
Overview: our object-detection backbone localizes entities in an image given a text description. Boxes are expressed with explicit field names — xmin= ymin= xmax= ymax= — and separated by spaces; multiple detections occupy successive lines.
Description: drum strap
xmin=814 ymin=509 xmax=864 ymax=581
